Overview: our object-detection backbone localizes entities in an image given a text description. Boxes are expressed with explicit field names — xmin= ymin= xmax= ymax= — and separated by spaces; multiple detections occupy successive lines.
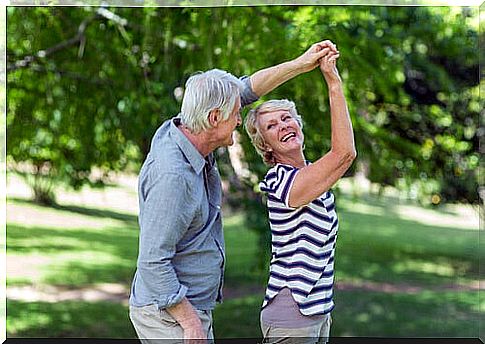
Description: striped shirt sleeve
xmin=259 ymin=164 xmax=299 ymax=208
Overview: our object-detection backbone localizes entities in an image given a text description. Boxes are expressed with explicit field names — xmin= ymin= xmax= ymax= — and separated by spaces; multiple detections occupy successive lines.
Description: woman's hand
xmin=288 ymin=43 xmax=356 ymax=208
xmin=319 ymin=48 xmax=341 ymax=84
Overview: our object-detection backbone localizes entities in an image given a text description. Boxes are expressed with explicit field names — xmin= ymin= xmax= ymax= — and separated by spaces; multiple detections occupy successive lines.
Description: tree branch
xmin=29 ymin=64 xmax=112 ymax=86
xmin=8 ymin=13 xmax=99 ymax=72
xmin=7 ymin=8 xmax=128 ymax=73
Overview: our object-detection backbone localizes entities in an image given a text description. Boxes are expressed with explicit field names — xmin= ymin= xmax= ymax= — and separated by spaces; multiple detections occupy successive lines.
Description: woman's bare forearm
xmin=288 ymin=54 xmax=356 ymax=208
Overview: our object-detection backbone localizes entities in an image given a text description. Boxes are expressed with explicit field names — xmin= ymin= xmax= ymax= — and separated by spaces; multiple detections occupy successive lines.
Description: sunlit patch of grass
xmin=471 ymin=297 xmax=485 ymax=313
xmin=42 ymin=252 xmax=135 ymax=286
xmin=223 ymin=213 xmax=245 ymax=227
xmin=392 ymin=259 xmax=464 ymax=277
xmin=7 ymin=224 xmax=138 ymax=255
xmin=337 ymin=200 xmax=387 ymax=217
xmin=7 ymin=224 xmax=138 ymax=287
xmin=7 ymin=300 xmax=136 ymax=338
xmin=7 ymin=197 xmax=135 ymax=230
xmin=333 ymin=193 xmax=482 ymax=287
xmin=8 ymin=310 xmax=51 ymax=335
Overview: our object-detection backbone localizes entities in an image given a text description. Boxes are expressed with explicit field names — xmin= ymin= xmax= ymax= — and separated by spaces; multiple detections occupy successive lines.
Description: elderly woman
xmin=244 ymin=43 xmax=356 ymax=343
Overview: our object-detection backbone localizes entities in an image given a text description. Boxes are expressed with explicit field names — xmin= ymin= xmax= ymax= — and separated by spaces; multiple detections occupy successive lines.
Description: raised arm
xmin=288 ymin=49 xmax=357 ymax=208
xmin=249 ymin=40 xmax=337 ymax=97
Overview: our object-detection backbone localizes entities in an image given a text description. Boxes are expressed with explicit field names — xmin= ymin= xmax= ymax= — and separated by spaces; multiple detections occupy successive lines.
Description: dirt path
xmin=7 ymin=280 xmax=483 ymax=305
xmin=335 ymin=279 xmax=483 ymax=294
xmin=7 ymin=283 xmax=130 ymax=304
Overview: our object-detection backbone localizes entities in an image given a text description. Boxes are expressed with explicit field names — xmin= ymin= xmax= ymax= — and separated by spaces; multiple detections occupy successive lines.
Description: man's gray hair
xmin=180 ymin=69 xmax=244 ymax=133
xmin=244 ymin=99 xmax=303 ymax=166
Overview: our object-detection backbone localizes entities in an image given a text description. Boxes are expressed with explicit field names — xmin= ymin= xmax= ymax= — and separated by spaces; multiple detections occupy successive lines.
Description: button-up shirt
xmin=129 ymin=76 xmax=258 ymax=311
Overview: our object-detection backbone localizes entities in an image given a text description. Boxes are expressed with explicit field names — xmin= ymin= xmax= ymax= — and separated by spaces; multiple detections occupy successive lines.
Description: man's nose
xmin=236 ymin=113 xmax=242 ymax=126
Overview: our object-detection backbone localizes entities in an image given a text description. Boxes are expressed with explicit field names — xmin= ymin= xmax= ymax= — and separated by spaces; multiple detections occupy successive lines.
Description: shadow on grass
xmin=225 ymin=194 xmax=481 ymax=289
xmin=7 ymin=223 xmax=138 ymax=286
xmin=222 ymin=192 xmax=481 ymax=290
xmin=213 ymin=293 xmax=263 ymax=338
xmin=6 ymin=193 xmax=483 ymax=339
xmin=213 ymin=290 xmax=481 ymax=338
xmin=6 ymin=291 xmax=481 ymax=338
xmin=223 ymin=219 xmax=267 ymax=288
xmin=8 ymin=197 xmax=138 ymax=226
xmin=331 ymin=290 xmax=481 ymax=337
xmin=7 ymin=300 xmax=136 ymax=338
xmin=335 ymin=203 xmax=481 ymax=286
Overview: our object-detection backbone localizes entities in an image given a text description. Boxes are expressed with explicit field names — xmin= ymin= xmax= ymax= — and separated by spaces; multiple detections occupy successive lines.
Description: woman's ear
xmin=208 ymin=109 xmax=221 ymax=127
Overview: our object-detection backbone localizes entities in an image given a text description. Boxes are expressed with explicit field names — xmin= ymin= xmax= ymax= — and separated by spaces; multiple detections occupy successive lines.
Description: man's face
xmin=217 ymin=97 xmax=242 ymax=147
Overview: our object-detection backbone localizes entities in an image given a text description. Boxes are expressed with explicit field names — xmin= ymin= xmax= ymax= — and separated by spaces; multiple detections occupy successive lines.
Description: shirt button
xmin=216 ymin=205 xmax=221 ymax=210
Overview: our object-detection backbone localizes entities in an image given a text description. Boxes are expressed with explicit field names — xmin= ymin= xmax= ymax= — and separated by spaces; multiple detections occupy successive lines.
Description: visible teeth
xmin=281 ymin=133 xmax=295 ymax=142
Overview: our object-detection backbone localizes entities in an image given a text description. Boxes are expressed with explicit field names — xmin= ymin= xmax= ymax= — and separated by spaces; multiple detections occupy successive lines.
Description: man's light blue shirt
xmin=129 ymin=76 xmax=258 ymax=311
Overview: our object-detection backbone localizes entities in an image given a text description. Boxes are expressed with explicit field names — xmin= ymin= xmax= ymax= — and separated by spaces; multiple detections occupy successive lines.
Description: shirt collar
xmin=170 ymin=117 xmax=206 ymax=175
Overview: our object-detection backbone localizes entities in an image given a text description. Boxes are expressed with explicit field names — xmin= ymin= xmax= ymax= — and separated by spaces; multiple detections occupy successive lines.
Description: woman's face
xmin=257 ymin=110 xmax=304 ymax=159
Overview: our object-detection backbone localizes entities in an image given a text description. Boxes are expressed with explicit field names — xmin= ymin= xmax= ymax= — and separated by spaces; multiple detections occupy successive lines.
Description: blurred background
xmin=6 ymin=5 xmax=483 ymax=339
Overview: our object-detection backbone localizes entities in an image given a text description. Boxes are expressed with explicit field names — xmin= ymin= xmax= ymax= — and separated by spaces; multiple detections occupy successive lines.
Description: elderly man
xmin=129 ymin=40 xmax=336 ymax=342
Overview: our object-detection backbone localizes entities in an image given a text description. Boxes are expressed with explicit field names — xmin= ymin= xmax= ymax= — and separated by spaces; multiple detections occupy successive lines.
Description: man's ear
xmin=208 ymin=109 xmax=221 ymax=128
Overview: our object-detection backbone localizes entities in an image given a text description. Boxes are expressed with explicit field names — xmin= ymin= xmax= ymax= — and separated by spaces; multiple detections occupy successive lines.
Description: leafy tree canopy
xmin=7 ymin=6 xmax=480 ymax=205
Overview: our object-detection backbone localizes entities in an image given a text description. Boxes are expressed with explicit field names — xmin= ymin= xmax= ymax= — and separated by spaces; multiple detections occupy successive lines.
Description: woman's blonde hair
xmin=244 ymin=99 xmax=303 ymax=166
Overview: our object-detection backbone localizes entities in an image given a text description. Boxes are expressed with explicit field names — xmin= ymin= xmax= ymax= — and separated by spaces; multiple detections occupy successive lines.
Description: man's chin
xmin=227 ymin=134 xmax=235 ymax=146
xmin=220 ymin=139 xmax=234 ymax=148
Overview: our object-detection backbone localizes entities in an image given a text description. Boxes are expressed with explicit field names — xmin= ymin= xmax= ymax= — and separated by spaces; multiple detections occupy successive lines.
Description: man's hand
xmin=293 ymin=40 xmax=339 ymax=73
xmin=180 ymin=319 xmax=207 ymax=344
xmin=178 ymin=316 xmax=205 ymax=335
xmin=166 ymin=298 xmax=208 ymax=343
xmin=249 ymin=39 xmax=339 ymax=97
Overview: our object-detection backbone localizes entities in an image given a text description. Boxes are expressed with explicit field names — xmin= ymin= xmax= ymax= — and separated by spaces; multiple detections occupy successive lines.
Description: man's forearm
xmin=249 ymin=59 xmax=304 ymax=97
xmin=166 ymin=297 xmax=205 ymax=337
xmin=248 ymin=40 xmax=337 ymax=97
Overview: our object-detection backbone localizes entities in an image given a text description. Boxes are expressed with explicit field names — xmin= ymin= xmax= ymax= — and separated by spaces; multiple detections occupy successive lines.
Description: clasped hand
xmin=295 ymin=39 xmax=339 ymax=73
xmin=317 ymin=40 xmax=341 ymax=82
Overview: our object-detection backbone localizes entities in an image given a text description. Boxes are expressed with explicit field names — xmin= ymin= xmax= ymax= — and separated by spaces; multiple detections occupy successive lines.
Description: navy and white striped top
xmin=259 ymin=163 xmax=339 ymax=316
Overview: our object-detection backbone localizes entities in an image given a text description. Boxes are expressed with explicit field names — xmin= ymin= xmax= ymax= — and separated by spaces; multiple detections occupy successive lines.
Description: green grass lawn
xmin=335 ymin=194 xmax=481 ymax=287
xmin=6 ymin=177 xmax=483 ymax=338
xmin=217 ymin=195 xmax=483 ymax=338
xmin=7 ymin=300 xmax=137 ymax=338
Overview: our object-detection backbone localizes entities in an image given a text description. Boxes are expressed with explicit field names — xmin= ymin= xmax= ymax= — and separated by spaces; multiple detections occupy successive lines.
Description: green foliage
xmin=7 ymin=300 xmax=137 ymax=338
xmin=7 ymin=6 xmax=480 ymax=205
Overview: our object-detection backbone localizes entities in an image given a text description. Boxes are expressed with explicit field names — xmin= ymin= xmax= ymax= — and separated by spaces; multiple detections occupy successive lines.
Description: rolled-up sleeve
xmin=239 ymin=75 xmax=259 ymax=107
xmin=137 ymin=170 xmax=195 ymax=309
